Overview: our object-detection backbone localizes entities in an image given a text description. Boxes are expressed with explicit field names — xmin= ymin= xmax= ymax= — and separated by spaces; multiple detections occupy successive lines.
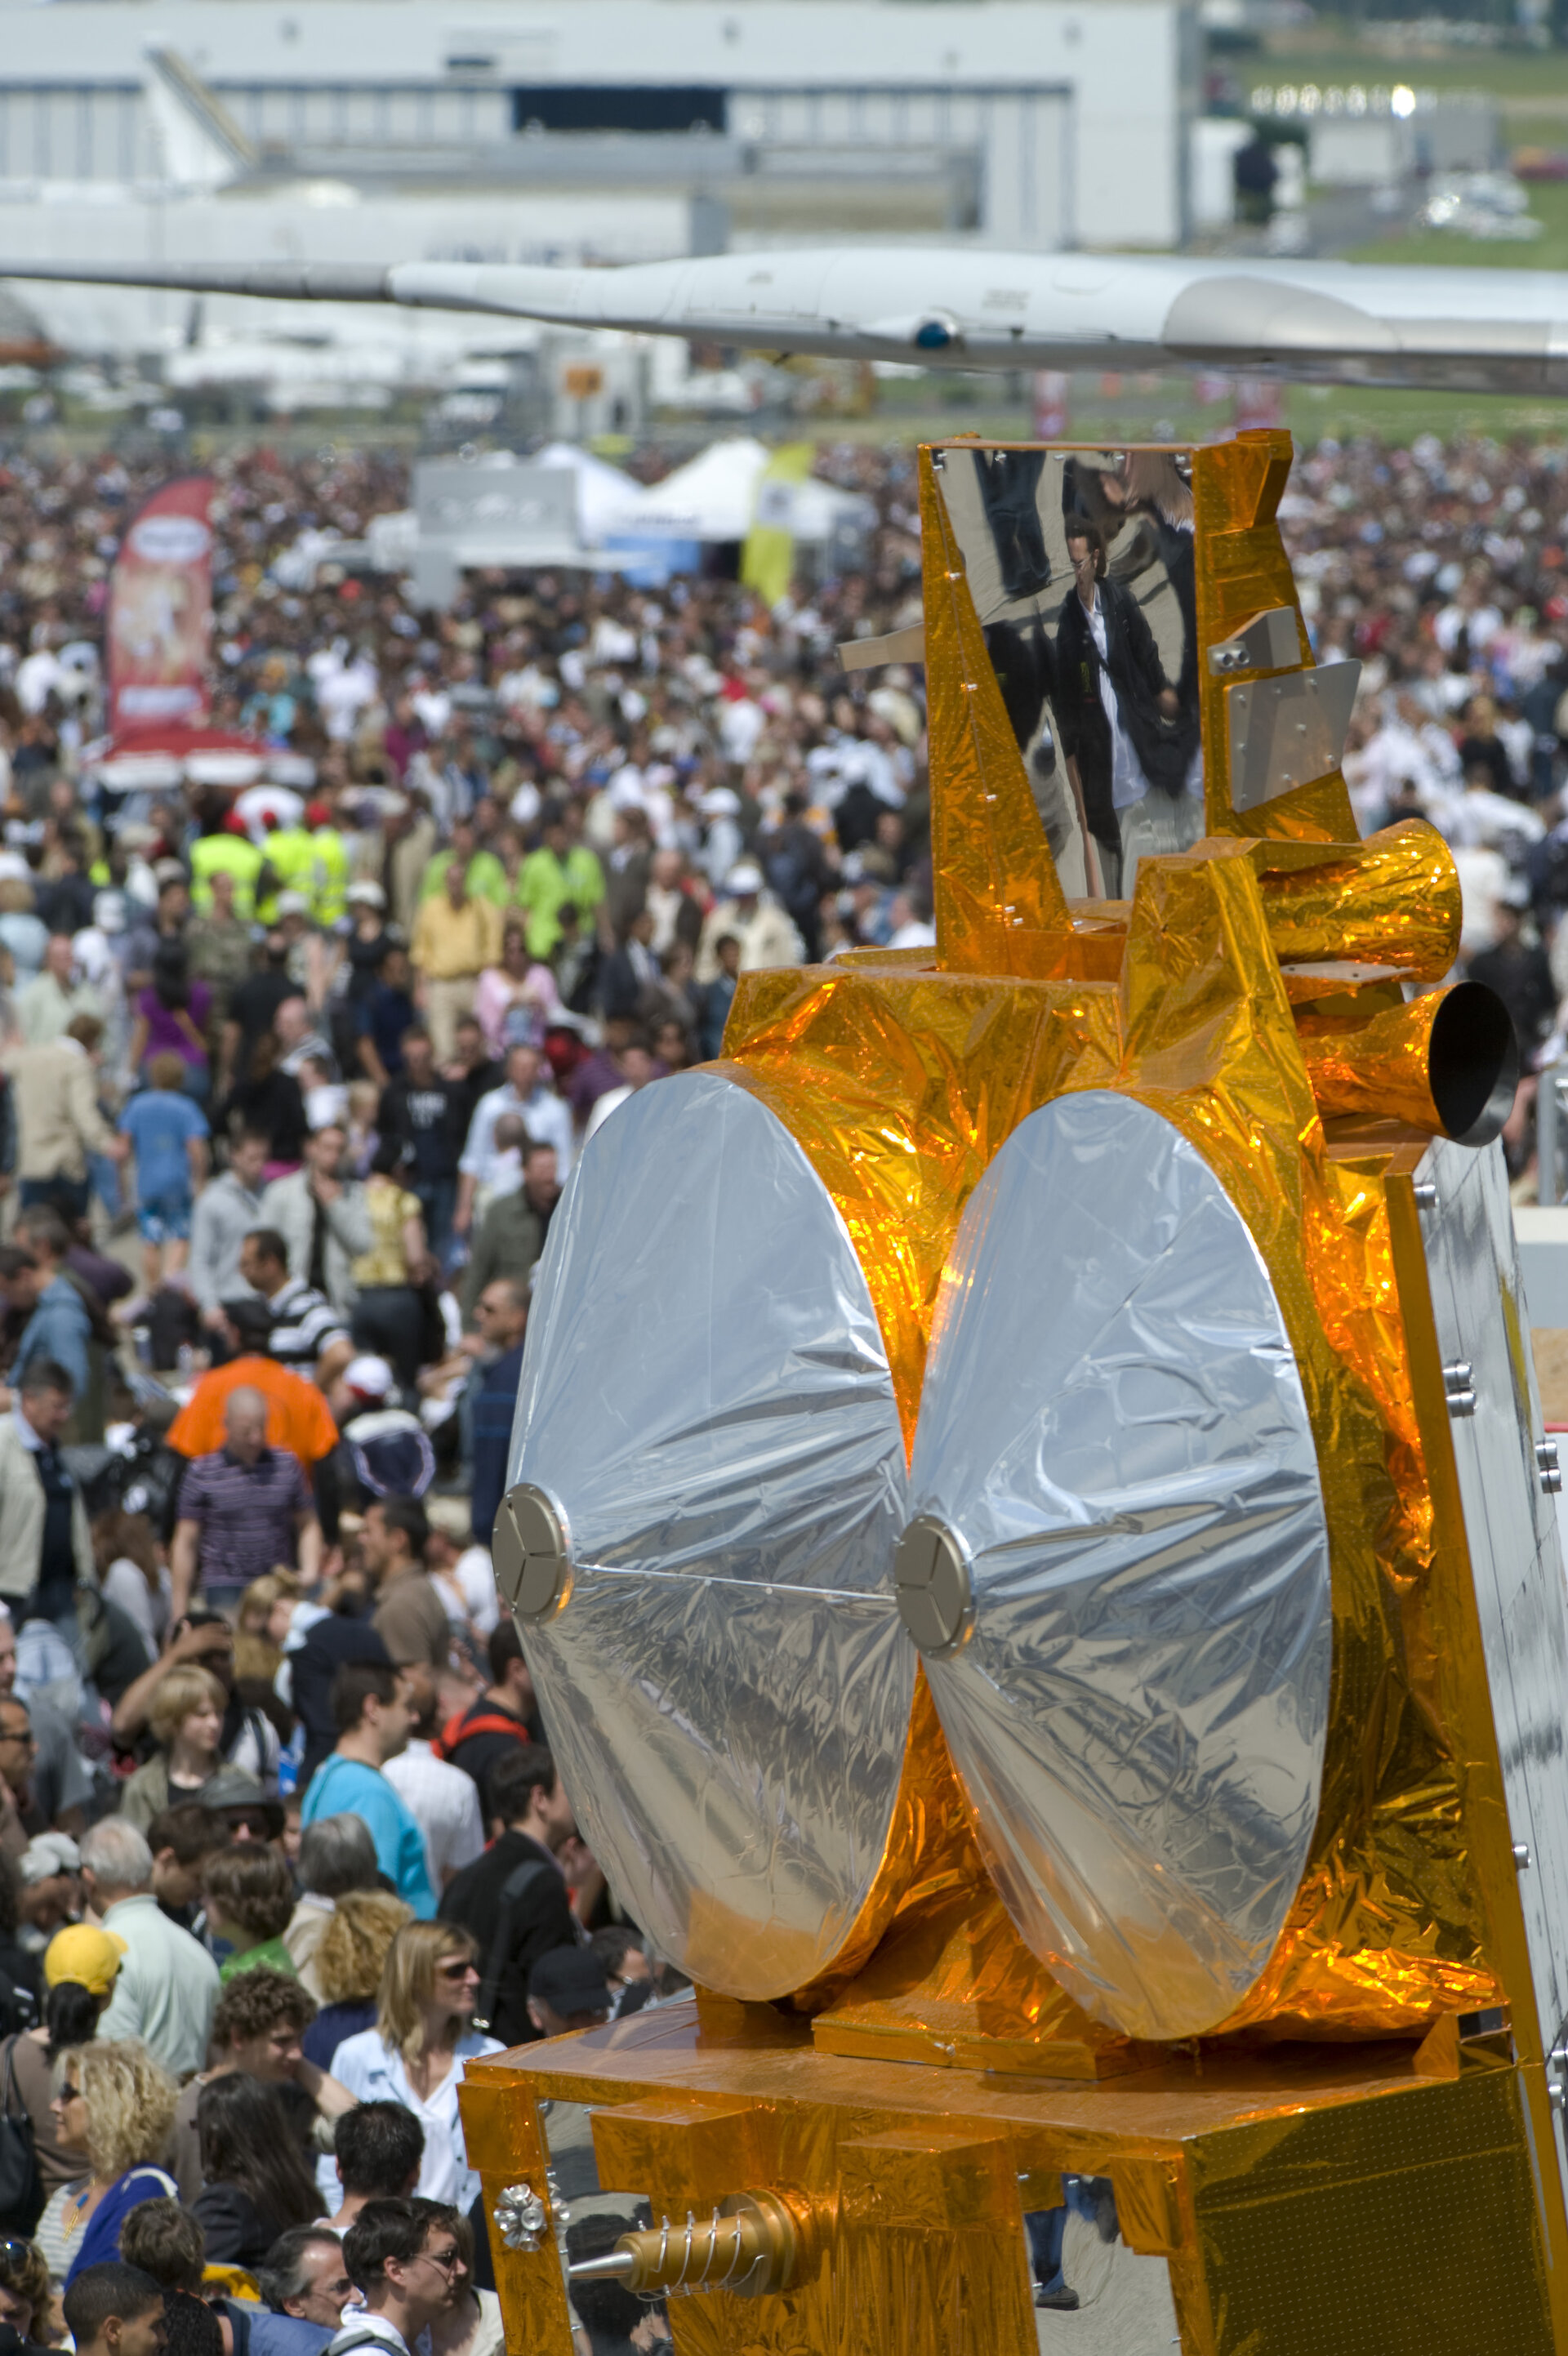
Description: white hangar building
xmin=0 ymin=0 xmax=1196 ymax=252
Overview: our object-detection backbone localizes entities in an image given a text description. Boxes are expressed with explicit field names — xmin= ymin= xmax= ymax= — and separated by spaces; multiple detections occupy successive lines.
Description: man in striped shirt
xmin=238 ymin=1227 xmax=351 ymax=1383
xmin=171 ymin=1387 xmax=323 ymax=1618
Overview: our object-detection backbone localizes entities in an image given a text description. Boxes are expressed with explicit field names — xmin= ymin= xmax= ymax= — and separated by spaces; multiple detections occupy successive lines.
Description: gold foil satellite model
xmin=464 ymin=430 xmax=1568 ymax=2356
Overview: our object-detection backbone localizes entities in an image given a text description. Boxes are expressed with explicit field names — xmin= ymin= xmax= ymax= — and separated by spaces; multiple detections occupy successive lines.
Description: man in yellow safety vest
xmin=190 ymin=816 xmax=265 ymax=920
xmin=305 ymin=801 xmax=350 ymax=928
xmin=255 ymin=813 xmax=319 ymax=926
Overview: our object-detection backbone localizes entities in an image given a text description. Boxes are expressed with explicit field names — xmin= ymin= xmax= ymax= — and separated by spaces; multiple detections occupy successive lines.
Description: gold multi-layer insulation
xmin=700 ymin=435 xmax=1506 ymax=2045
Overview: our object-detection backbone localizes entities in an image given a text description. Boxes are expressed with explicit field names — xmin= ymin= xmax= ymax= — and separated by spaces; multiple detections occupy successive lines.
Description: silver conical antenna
xmin=506 ymin=1071 xmax=913 ymax=2002
xmin=902 ymin=1089 xmax=1332 ymax=2042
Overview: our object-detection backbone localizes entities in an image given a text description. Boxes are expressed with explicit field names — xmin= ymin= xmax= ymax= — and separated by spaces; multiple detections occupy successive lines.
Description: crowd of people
xmin=1287 ymin=430 xmax=1568 ymax=1171
xmin=0 ymin=416 xmax=1553 ymax=2351
xmin=0 ymin=430 xmax=937 ymax=2356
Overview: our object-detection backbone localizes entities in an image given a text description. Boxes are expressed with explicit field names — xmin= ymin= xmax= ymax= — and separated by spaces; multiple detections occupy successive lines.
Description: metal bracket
xmin=1443 ymin=1361 xmax=1477 ymax=1418
xmin=1207 ymin=606 xmax=1301 ymax=675
xmin=1538 ymin=1440 xmax=1562 ymax=1495
xmin=1226 ymin=659 xmax=1361 ymax=813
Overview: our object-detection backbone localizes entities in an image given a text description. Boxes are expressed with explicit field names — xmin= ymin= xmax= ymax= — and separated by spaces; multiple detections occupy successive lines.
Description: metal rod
xmin=1543 ymin=1060 xmax=1561 ymax=1207
xmin=563 ymin=2191 xmax=797 ymax=2300
xmin=568 ymin=2251 xmax=637 ymax=2283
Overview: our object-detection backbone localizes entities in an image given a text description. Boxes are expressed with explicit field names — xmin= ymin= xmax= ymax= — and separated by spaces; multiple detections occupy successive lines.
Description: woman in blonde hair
xmin=301 ymin=1887 xmax=412 ymax=2066
xmin=326 ymin=1922 xmax=501 ymax=2211
xmin=303 ymin=1887 xmax=412 ymax=2211
xmin=233 ymin=1571 xmax=299 ymax=1685
xmin=116 ymin=1665 xmax=226 ymax=1832
xmin=38 ymin=2037 xmax=178 ymax=2286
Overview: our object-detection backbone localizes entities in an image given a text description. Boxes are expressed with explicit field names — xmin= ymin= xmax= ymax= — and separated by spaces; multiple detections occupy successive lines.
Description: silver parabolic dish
xmin=504 ymin=1070 xmax=913 ymax=2000
xmin=905 ymin=1089 xmax=1333 ymax=2042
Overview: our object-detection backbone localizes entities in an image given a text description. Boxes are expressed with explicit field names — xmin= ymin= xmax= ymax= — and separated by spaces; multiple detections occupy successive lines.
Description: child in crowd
xmin=117 ymin=1054 xmax=210 ymax=1294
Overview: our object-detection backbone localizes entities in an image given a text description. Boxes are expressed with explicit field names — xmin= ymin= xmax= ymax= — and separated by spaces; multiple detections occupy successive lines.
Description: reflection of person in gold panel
xmin=1056 ymin=517 xmax=1211 ymax=899
xmin=1102 ymin=451 xmax=1200 ymax=719
xmin=1054 ymin=520 xmax=1186 ymax=899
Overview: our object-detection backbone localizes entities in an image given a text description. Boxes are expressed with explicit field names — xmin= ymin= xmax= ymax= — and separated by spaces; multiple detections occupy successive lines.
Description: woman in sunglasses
xmin=322 ymin=1924 xmax=500 ymax=2218
xmin=39 ymin=2039 xmax=177 ymax=2287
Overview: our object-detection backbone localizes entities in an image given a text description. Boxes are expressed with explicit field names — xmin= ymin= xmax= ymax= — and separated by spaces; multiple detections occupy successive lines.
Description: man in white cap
xmin=314 ymin=1356 xmax=437 ymax=1546
xmin=694 ymin=858 xmax=804 ymax=982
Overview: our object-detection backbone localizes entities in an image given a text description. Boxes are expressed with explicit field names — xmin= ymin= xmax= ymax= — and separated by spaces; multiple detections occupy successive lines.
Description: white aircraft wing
xmin=4 ymin=245 xmax=1568 ymax=391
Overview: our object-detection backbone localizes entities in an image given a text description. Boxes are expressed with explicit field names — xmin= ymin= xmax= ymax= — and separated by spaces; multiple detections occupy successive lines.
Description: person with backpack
xmin=434 ymin=1748 xmax=578 ymax=2047
xmin=313 ymin=1361 xmax=434 ymax=1555
xmin=433 ymin=1624 xmax=539 ymax=1818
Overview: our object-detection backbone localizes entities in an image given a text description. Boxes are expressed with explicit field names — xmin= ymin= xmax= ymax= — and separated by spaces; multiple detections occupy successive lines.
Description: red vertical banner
xmin=1031 ymin=370 xmax=1070 ymax=439
xmin=108 ymin=475 xmax=214 ymax=733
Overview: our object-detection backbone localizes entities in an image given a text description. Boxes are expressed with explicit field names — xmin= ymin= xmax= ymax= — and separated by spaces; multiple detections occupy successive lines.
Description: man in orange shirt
xmin=166 ymin=1298 xmax=338 ymax=1471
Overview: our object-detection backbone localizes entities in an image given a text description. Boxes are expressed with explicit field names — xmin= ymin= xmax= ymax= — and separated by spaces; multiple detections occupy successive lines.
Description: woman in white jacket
xmin=323 ymin=1919 xmax=501 ymax=2214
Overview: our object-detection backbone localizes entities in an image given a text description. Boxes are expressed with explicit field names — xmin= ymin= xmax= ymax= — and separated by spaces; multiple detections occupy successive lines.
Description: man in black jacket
xmin=436 ymin=1744 xmax=578 ymax=2045
xmin=376 ymin=1029 xmax=464 ymax=1265
xmin=1052 ymin=519 xmax=1185 ymax=897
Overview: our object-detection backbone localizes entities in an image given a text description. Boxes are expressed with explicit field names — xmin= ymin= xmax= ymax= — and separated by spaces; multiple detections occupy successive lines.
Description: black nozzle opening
xmin=1429 ymin=981 xmax=1519 ymax=1148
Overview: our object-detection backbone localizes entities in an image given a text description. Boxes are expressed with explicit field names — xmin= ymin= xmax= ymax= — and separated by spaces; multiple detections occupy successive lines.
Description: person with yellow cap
xmin=43 ymin=1923 xmax=124 ymax=1998
xmin=6 ymin=1923 xmax=125 ymax=2204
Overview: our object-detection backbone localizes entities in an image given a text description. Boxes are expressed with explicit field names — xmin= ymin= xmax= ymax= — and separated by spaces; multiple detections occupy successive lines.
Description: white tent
xmin=537 ymin=436 xmax=875 ymax=554
xmin=533 ymin=441 xmax=649 ymax=543
xmin=628 ymin=438 xmax=771 ymax=542
xmin=777 ymin=475 xmax=878 ymax=541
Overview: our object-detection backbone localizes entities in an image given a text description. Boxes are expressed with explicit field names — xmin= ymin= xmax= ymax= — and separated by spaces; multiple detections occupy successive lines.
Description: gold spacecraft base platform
xmin=462 ymin=1997 xmax=1560 ymax=2356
